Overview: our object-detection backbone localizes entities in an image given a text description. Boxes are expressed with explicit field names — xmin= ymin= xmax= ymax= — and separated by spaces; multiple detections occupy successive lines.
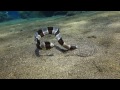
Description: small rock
xmin=87 ymin=36 xmax=97 ymax=39
xmin=20 ymin=29 xmax=23 ymax=31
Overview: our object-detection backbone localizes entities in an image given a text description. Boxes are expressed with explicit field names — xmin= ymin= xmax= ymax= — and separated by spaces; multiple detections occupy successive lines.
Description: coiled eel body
xmin=34 ymin=27 xmax=78 ymax=50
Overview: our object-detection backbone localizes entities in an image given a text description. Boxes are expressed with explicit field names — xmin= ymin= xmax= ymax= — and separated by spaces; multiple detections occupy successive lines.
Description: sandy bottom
xmin=0 ymin=11 xmax=120 ymax=79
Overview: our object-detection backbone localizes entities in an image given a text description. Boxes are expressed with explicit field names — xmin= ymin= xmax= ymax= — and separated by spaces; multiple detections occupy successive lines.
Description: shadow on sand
xmin=35 ymin=45 xmax=69 ymax=57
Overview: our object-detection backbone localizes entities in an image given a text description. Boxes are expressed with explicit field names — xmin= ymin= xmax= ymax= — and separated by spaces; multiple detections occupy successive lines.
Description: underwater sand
xmin=0 ymin=11 xmax=120 ymax=79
